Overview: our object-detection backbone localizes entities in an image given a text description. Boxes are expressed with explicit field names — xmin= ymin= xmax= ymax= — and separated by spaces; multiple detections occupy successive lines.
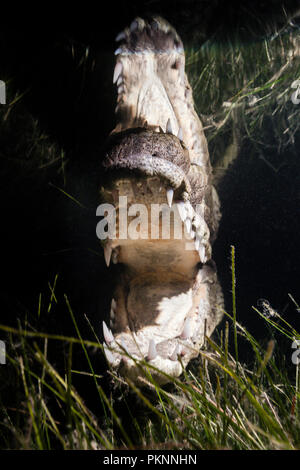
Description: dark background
xmin=0 ymin=0 xmax=299 ymax=371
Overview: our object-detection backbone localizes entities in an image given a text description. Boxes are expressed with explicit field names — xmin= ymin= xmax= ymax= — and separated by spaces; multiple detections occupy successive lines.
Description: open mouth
xmin=98 ymin=16 xmax=224 ymax=385
xmin=98 ymin=129 xmax=223 ymax=384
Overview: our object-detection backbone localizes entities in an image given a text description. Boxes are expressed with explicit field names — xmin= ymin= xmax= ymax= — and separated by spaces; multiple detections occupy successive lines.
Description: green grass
xmin=186 ymin=26 xmax=300 ymax=172
xmin=0 ymin=257 xmax=299 ymax=450
xmin=0 ymin=22 xmax=299 ymax=451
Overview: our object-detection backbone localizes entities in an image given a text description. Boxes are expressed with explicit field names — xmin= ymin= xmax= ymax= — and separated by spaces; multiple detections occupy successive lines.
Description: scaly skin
xmin=99 ymin=17 xmax=224 ymax=385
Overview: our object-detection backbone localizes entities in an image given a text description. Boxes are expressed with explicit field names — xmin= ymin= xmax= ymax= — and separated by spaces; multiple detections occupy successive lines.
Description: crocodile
xmin=98 ymin=16 xmax=224 ymax=385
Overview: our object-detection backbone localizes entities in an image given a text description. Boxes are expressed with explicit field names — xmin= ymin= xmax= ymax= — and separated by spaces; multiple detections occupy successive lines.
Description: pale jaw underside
xmin=99 ymin=16 xmax=224 ymax=385
xmin=99 ymin=173 xmax=222 ymax=385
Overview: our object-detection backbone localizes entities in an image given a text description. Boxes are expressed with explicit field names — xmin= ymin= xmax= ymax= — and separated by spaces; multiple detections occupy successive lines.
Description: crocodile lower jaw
xmin=99 ymin=174 xmax=220 ymax=385
xmin=103 ymin=272 xmax=213 ymax=385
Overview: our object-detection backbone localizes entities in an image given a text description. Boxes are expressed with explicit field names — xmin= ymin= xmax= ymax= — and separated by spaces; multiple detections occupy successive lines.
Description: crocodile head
xmin=98 ymin=17 xmax=224 ymax=385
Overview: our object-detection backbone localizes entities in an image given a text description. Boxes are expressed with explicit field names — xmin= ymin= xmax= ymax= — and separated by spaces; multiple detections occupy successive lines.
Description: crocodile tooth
xmin=166 ymin=118 xmax=172 ymax=134
xmin=170 ymin=344 xmax=181 ymax=361
xmin=116 ymin=75 xmax=123 ymax=86
xmin=114 ymin=48 xmax=123 ymax=56
xmin=115 ymin=31 xmax=126 ymax=42
xmin=113 ymin=62 xmax=123 ymax=84
xmin=112 ymin=250 xmax=118 ymax=264
xmin=118 ymin=85 xmax=125 ymax=94
xmin=104 ymin=243 xmax=112 ymax=267
xmin=192 ymin=213 xmax=201 ymax=228
xmin=177 ymin=127 xmax=183 ymax=141
xmin=120 ymin=338 xmax=128 ymax=354
xmin=166 ymin=188 xmax=174 ymax=207
xmin=102 ymin=321 xmax=114 ymax=344
xmin=198 ymin=244 xmax=206 ymax=263
xmin=147 ymin=339 xmax=157 ymax=361
xmin=177 ymin=202 xmax=187 ymax=222
xmin=111 ymin=298 xmax=117 ymax=311
xmin=181 ymin=317 xmax=192 ymax=339
xmin=194 ymin=238 xmax=200 ymax=251
xmin=185 ymin=201 xmax=194 ymax=219
xmin=110 ymin=304 xmax=115 ymax=321
xmin=130 ymin=20 xmax=138 ymax=32
xmin=103 ymin=344 xmax=116 ymax=364
xmin=185 ymin=218 xmax=192 ymax=233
